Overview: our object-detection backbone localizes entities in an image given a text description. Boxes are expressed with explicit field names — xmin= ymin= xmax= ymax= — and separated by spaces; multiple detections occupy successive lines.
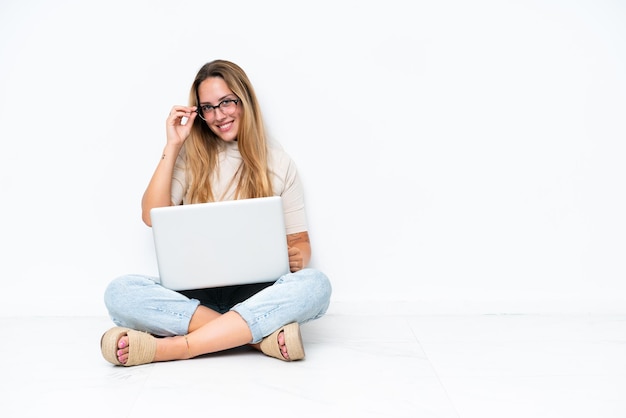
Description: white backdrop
xmin=1 ymin=0 xmax=625 ymax=317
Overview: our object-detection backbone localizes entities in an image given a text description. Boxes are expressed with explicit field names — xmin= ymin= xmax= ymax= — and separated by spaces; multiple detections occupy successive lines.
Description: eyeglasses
xmin=196 ymin=97 xmax=240 ymax=120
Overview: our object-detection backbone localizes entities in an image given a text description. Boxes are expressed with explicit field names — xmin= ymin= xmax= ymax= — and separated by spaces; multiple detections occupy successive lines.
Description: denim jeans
xmin=103 ymin=268 xmax=332 ymax=343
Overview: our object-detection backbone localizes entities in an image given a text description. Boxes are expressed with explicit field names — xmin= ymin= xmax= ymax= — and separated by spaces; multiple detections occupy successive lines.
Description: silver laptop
xmin=150 ymin=196 xmax=290 ymax=290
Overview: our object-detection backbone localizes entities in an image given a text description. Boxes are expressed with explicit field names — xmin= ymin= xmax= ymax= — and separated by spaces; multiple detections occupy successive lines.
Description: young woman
xmin=100 ymin=60 xmax=331 ymax=366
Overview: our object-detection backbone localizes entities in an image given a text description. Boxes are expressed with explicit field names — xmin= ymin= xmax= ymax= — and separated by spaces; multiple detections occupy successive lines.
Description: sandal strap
xmin=100 ymin=327 xmax=157 ymax=367
xmin=125 ymin=329 xmax=157 ymax=366
xmin=259 ymin=322 xmax=305 ymax=361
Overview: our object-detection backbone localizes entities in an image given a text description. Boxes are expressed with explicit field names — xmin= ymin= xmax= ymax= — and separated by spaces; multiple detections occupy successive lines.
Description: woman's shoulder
xmin=267 ymin=138 xmax=286 ymax=153
xmin=267 ymin=139 xmax=294 ymax=163
xmin=267 ymin=140 xmax=300 ymax=182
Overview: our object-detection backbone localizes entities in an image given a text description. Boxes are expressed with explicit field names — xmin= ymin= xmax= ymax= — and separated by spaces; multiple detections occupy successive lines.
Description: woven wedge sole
xmin=100 ymin=326 xmax=157 ymax=367
xmin=259 ymin=322 xmax=305 ymax=361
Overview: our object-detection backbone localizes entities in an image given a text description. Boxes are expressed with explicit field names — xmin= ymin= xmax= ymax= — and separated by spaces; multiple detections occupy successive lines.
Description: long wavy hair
xmin=184 ymin=60 xmax=273 ymax=203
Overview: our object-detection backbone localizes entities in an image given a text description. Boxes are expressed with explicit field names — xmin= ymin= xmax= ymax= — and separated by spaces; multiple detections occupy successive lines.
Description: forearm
xmin=141 ymin=143 xmax=183 ymax=226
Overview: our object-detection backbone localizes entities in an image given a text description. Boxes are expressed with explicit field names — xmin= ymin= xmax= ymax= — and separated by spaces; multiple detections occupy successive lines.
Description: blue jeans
xmin=103 ymin=268 xmax=332 ymax=343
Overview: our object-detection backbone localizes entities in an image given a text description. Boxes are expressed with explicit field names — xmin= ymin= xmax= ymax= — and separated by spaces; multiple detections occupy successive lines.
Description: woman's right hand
xmin=166 ymin=105 xmax=198 ymax=145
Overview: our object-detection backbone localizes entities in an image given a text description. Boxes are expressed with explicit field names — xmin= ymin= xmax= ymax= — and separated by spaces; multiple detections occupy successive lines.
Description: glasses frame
xmin=196 ymin=97 xmax=240 ymax=121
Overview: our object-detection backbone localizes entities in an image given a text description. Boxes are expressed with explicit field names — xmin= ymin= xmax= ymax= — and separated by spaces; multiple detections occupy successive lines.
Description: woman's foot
xmin=276 ymin=330 xmax=291 ymax=360
xmin=115 ymin=333 xmax=190 ymax=364
xmin=100 ymin=327 xmax=157 ymax=366
xmin=115 ymin=335 xmax=131 ymax=364
xmin=251 ymin=330 xmax=290 ymax=359
xmin=258 ymin=322 xmax=305 ymax=361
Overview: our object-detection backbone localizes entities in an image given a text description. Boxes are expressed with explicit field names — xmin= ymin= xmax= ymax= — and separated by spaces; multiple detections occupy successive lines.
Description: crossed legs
xmin=103 ymin=269 xmax=331 ymax=366
xmin=112 ymin=305 xmax=293 ymax=364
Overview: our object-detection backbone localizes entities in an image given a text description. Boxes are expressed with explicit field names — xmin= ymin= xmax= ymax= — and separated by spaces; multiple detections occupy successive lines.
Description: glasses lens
xmin=199 ymin=99 xmax=237 ymax=120
xmin=220 ymin=100 xmax=236 ymax=114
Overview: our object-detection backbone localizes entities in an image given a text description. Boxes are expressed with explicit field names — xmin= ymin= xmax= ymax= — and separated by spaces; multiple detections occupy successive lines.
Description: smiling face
xmin=197 ymin=76 xmax=242 ymax=142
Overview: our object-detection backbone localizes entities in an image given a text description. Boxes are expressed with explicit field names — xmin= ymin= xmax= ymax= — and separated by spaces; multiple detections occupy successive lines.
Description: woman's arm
xmin=141 ymin=142 xmax=183 ymax=226
xmin=141 ymin=105 xmax=197 ymax=226
xmin=287 ymin=231 xmax=311 ymax=272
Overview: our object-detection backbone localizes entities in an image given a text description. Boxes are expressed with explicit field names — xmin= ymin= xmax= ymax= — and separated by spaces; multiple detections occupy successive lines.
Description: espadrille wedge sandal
xmin=100 ymin=327 xmax=157 ymax=366
xmin=259 ymin=322 xmax=305 ymax=361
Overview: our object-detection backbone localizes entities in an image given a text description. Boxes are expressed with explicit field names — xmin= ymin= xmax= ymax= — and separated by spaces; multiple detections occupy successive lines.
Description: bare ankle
xmin=153 ymin=335 xmax=191 ymax=362
xmin=184 ymin=335 xmax=192 ymax=359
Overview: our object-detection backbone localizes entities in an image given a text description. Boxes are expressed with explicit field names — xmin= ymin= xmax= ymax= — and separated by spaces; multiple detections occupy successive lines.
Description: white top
xmin=170 ymin=140 xmax=308 ymax=234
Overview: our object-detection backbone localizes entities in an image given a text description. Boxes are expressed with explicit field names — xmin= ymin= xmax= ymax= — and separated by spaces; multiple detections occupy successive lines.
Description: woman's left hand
xmin=288 ymin=246 xmax=304 ymax=272
xmin=286 ymin=231 xmax=311 ymax=273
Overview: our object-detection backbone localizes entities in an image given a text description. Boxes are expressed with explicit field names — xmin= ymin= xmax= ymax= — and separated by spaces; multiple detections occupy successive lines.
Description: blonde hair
xmin=184 ymin=60 xmax=273 ymax=203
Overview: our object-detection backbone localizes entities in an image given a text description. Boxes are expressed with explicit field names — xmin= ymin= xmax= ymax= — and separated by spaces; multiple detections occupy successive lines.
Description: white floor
xmin=1 ymin=307 xmax=626 ymax=418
